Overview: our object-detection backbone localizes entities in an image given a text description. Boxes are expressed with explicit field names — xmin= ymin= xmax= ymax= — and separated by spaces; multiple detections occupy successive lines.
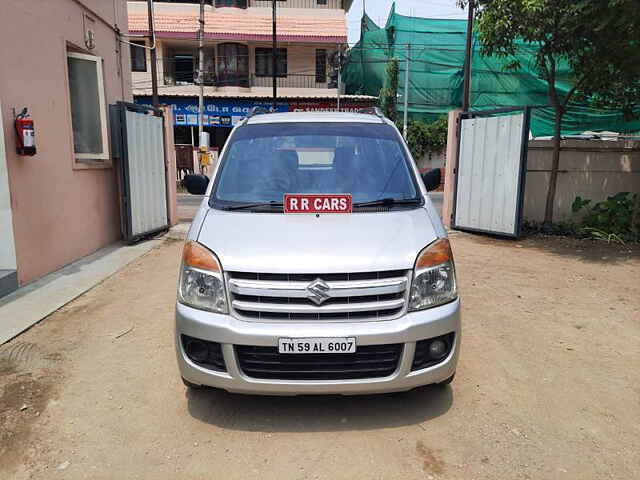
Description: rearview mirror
xmin=183 ymin=174 xmax=209 ymax=195
xmin=421 ymin=169 xmax=441 ymax=192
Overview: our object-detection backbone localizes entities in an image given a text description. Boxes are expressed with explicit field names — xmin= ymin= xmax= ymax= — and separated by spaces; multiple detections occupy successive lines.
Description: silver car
xmin=176 ymin=110 xmax=460 ymax=395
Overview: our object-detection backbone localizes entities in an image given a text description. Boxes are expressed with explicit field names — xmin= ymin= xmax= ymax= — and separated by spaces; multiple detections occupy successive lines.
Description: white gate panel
xmin=454 ymin=111 xmax=528 ymax=237
xmin=125 ymin=110 xmax=167 ymax=238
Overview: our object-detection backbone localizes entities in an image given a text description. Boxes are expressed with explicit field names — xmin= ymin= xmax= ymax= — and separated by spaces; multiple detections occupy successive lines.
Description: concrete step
xmin=0 ymin=270 xmax=18 ymax=299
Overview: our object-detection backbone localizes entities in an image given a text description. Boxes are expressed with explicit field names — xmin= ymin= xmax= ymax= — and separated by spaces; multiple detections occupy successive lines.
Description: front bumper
xmin=175 ymin=298 xmax=461 ymax=395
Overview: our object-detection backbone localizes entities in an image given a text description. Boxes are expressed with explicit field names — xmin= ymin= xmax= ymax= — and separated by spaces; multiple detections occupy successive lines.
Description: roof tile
xmin=128 ymin=5 xmax=347 ymax=42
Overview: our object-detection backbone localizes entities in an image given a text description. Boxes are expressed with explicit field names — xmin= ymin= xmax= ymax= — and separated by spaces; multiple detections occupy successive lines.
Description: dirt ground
xmin=1 ymin=233 xmax=638 ymax=480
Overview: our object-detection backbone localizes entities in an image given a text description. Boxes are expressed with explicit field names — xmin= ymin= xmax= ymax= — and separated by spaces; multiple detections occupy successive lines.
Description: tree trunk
xmin=543 ymin=110 xmax=563 ymax=225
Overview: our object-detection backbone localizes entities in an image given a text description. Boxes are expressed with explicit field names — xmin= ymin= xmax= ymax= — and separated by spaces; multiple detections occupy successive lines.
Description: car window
xmin=212 ymin=122 xmax=418 ymax=206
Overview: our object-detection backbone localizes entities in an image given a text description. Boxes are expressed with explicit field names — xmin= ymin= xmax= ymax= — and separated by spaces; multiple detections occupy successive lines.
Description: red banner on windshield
xmin=284 ymin=194 xmax=352 ymax=214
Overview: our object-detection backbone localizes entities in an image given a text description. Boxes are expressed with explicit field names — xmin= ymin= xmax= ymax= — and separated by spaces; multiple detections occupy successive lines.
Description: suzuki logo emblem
xmin=306 ymin=278 xmax=331 ymax=305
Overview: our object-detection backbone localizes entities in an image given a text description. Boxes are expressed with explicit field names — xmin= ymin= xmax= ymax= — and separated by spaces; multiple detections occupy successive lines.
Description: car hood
xmin=196 ymin=208 xmax=438 ymax=273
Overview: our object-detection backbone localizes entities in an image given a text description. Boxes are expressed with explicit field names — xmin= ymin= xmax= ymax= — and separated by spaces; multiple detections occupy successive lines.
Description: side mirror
xmin=421 ymin=168 xmax=441 ymax=192
xmin=183 ymin=174 xmax=209 ymax=195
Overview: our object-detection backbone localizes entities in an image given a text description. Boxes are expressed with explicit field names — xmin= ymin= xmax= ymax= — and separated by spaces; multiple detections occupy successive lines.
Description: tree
xmin=379 ymin=58 xmax=399 ymax=122
xmin=460 ymin=0 xmax=640 ymax=224
xmin=405 ymin=117 xmax=449 ymax=160
xmin=569 ymin=1 xmax=640 ymax=118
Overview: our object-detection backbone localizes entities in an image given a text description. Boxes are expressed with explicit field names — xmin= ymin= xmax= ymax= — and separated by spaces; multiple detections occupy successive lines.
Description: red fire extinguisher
xmin=15 ymin=107 xmax=36 ymax=156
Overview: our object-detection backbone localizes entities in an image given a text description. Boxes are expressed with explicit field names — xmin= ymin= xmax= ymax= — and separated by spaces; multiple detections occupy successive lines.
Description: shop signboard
xmin=135 ymin=97 xmax=288 ymax=128
xmin=288 ymin=101 xmax=374 ymax=113
xmin=135 ymin=97 xmax=375 ymax=127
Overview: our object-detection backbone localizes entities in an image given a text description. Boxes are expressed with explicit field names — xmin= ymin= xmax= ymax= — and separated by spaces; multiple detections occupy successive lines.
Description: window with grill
xmin=217 ymin=43 xmax=249 ymax=87
xmin=255 ymin=48 xmax=287 ymax=77
xmin=315 ymin=49 xmax=327 ymax=83
xmin=317 ymin=0 xmax=328 ymax=5
xmin=130 ymin=41 xmax=146 ymax=72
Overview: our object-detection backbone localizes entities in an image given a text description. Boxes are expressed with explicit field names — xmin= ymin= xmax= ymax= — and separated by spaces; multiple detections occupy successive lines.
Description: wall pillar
xmin=442 ymin=109 xmax=462 ymax=228
xmin=162 ymin=106 xmax=178 ymax=226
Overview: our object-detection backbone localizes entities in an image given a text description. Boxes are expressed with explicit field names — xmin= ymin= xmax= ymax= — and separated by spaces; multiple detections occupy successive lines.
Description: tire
xmin=181 ymin=377 xmax=205 ymax=390
xmin=437 ymin=372 xmax=455 ymax=386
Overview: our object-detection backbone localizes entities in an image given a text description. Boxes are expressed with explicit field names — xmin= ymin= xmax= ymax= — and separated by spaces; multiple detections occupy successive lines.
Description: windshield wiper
xmin=352 ymin=197 xmax=422 ymax=208
xmin=222 ymin=201 xmax=284 ymax=211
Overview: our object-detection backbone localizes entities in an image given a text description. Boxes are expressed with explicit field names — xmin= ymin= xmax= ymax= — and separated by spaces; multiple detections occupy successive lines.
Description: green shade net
xmin=343 ymin=4 xmax=640 ymax=137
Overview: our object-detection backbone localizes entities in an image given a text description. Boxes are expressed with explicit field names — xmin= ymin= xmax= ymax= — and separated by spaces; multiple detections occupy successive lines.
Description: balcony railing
xmin=250 ymin=0 xmax=340 ymax=8
xmin=165 ymin=71 xmax=217 ymax=86
xmin=155 ymin=0 xmax=343 ymax=9
xmin=163 ymin=72 xmax=333 ymax=89
xmin=217 ymin=72 xmax=251 ymax=88
xmin=251 ymin=73 xmax=328 ymax=89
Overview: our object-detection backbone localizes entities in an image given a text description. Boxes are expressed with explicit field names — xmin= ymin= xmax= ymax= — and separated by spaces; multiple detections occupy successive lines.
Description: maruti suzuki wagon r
xmin=176 ymin=109 xmax=460 ymax=395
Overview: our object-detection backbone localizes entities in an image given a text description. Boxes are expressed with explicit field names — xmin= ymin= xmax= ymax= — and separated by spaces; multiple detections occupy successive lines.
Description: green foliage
xmin=404 ymin=117 xmax=449 ymax=159
xmin=379 ymin=58 xmax=399 ymax=122
xmin=405 ymin=122 xmax=429 ymax=160
xmin=425 ymin=117 xmax=449 ymax=152
xmin=572 ymin=192 xmax=639 ymax=243
xmin=569 ymin=0 xmax=640 ymax=118
xmin=580 ymin=228 xmax=626 ymax=245
xmin=526 ymin=192 xmax=639 ymax=243
xmin=571 ymin=196 xmax=591 ymax=214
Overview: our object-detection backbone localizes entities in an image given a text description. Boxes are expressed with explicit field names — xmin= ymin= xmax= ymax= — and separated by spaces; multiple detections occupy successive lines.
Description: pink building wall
xmin=0 ymin=0 xmax=132 ymax=285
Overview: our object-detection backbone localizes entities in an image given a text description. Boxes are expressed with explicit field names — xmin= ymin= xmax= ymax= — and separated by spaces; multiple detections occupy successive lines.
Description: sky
xmin=346 ymin=0 xmax=468 ymax=44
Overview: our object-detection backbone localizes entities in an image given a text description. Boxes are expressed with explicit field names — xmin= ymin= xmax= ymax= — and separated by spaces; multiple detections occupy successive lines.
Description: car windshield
xmin=212 ymin=122 xmax=419 ymax=208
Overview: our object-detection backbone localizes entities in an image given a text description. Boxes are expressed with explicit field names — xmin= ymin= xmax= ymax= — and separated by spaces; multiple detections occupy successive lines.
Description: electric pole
xmin=403 ymin=44 xmax=410 ymax=139
xmin=197 ymin=0 xmax=205 ymax=139
xmin=272 ymin=0 xmax=277 ymax=110
xmin=360 ymin=0 xmax=366 ymax=94
xmin=462 ymin=0 xmax=474 ymax=111
xmin=336 ymin=48 xmax=341 ymax=111
xmin=147 ymin=0 xmax=159 ymax=107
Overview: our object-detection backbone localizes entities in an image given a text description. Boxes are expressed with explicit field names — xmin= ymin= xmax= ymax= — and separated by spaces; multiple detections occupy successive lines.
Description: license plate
xmin=278 ymin=337 xmax=356 ymax=354
xmin=284 ymin=194 xmax=352 ymax=214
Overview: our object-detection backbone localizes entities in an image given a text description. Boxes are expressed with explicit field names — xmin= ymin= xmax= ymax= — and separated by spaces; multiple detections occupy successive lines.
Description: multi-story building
xmin=127 ymin=0 xmax=374 ymax=156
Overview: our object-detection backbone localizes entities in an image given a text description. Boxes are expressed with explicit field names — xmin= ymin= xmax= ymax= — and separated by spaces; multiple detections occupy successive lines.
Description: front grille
xmin=236 ymin=344 xmax=403 ymax=380
xmin=227 ymin=270 xmax=410 ymax=322
xmin=230 ymin=271 xmax=406 ymax=282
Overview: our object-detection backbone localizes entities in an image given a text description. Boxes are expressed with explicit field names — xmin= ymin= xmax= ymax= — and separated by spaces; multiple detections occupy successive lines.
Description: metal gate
xmin=453 ymin=107 xmax=531 ymax=238
xmin=111 ymin=102 xmax=168 ymax=243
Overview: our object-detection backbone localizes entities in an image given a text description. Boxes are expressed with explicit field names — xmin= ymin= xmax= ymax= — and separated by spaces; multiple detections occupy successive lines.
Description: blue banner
xmin=135 ymin=96 xmax=288 ymax=128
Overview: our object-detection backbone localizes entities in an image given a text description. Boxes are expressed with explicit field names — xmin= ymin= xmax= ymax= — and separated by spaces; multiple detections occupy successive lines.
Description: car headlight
xmin=178 ymin=241 xmax=228 ymax=314
xmin=409 ymin=238 xmax=457 ymax=311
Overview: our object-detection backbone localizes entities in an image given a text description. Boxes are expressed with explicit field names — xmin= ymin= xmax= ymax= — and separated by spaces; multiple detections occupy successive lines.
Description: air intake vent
xmin=236 ymin=344 xmax=403 ymax=380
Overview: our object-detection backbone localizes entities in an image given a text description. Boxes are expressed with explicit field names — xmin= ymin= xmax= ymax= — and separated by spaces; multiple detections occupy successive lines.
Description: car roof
xmin=245 ymin=111 xmax=387 ymax=125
